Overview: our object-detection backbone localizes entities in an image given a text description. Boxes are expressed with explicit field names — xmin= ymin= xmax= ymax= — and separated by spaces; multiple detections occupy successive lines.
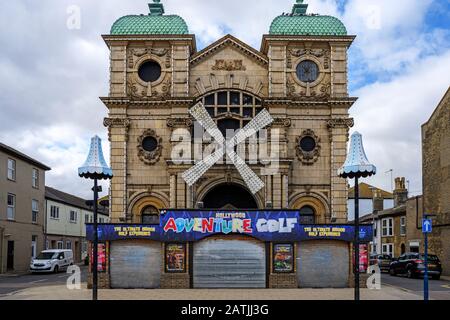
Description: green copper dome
xmin=269 ymin=1 xmax=347 ymax=36
xmin=111 ymin=1 xmax=189 ymax=35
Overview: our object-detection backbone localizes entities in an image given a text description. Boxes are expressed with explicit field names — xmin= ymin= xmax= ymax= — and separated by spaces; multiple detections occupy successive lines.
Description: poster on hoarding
xmin=273 ymin=244 xmax=294 ymax=273
xmin=352 ymin=243 xmax=369 ymax=273
xmin=89 ymin=243 xmax=106 ymax=272
xmin=165 ymin=243 xmax=186 ymax=273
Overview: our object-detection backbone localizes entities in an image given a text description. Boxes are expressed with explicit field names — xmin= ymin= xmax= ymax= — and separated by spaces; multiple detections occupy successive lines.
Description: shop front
xmin=86 ymin=210 xmax=372 ymax=289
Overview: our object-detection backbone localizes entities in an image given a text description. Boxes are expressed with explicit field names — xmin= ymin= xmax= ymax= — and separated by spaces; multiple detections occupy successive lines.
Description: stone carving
xmin=296 ymin=129 xmax=321 ymax=166
xmin=289 ymin=48 xmax=330 ymax=70
xmin=132 ymin=48 xmax=168 ymax=57
xmin=326 ymin=118 xmax=355 ymax=129
xmin=290 ymin=48 xmax=327 ymax=58
xmin=137 ymin=129 xmax=163 ymax=165
xmin=127 ymin=78 xmax=144 ymax=99
xmin=104 ymin=117 xmax=131 ymax=141
xmin=272 ymin=118 xmax=292 ymax=128
xmin=212 ymin=59 xmax=246 ymax=71
xmin=327 ymin=118 xmax=355 ymax=142
xmin=128 ymin=48 xmax=171 ymax=68
xmin=127 ymin=77 xmax=172 ymax=100
xmin=166 ymin=117 xmax=194 ymax=128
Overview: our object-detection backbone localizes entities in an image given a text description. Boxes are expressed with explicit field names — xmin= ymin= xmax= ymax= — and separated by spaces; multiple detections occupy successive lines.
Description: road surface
xmin=0 ymin=265 xmax=87 ymax=297
xmin=381 ymin=273 xmax=450 ymax=300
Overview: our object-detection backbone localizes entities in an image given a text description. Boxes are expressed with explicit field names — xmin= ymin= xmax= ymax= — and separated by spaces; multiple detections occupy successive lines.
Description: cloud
xmin=0 ymin=0 xmax=448 ymax=201
xmin=351 ymin=50 xmax=450 ymax=195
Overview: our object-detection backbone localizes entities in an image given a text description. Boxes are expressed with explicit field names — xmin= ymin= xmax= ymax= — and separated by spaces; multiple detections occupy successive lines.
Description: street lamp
xmin=78 ymin=135 xmax=113 ymax=300
xmin=338 ymin=131 xmax=376 ymax=300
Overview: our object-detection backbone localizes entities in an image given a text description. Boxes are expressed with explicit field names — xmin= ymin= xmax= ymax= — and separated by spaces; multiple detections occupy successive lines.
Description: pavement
xmin=0 ymin=284 xmax=426 ymax=300
xmin=1 ymin=267 xmax=449 ymax=300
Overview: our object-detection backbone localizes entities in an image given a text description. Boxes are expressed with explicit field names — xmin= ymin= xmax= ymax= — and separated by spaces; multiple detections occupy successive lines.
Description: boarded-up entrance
xmin=193 ymin=237 xmax=266 ymax=288
xmin=110 ymin=240 xmax=161 ymax=289
xmin=297 ymin=240 xmax=349 ymax=288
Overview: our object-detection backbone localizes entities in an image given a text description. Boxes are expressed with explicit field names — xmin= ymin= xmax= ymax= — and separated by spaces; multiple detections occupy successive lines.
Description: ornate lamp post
xmin=78 ymin=136 xmax=113 ymax=300
xmin=338 ymin=132 xmax=376 ymax=300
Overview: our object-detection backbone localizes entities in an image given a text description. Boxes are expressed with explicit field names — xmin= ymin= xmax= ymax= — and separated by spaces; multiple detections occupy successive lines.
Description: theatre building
xmin=89 ymin=0 xmax=372 ymax=289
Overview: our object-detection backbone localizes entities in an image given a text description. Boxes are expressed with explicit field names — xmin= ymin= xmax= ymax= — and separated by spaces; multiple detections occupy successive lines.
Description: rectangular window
xmin=273 ymin=244 xmax=294 ymax=273
xmin=382 ymin=218 xmax=393 ymax=237
xmin=165 ymin=243 xmax=186 ymax=273
xmin=7 ymin=193 xmax=15 ymax=220
xmin=69 ymin=210 xmax=77 ymax=223
xmin=32 ymin=168 xmax=39 ymax=188
xmin=50 ymin=206 xmax=59 ymax=219
xmin=57 ymin=241 xmax=63 ymax=249
xmin=382 ymin=243 xmax=394 ymax=257
xmin=32 ymin=199 xmax=39 ymax=223
xmin=85 ymin=214 xmax=89 ymax=224
xmin=7 ymin=159 xmax=16 ymax=181
xmin=46 ymin=240 xmax=49 ymax=250
xmin=66 ymin=241 xmax=72 ymax=250
xmin=400 ymin=216 xmax=406 ymax=236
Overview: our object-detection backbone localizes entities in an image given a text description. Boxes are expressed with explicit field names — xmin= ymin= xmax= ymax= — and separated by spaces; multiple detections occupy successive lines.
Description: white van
xmin=30 ymin=249 xmax=74 ymax=273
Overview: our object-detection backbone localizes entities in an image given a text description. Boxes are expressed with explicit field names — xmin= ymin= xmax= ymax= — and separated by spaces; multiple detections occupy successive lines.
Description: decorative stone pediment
xmin=190 ymin=34 xmax=268 ymax=67
xmin=189 ymin=35 xmax=269 ymax=97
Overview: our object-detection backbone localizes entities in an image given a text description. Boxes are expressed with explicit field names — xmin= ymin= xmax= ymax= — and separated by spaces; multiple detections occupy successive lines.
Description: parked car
xmin=370 ymin=254 xmax=393 ymax=273
xmin=389 ymin=253 xmax=442 ymax=280
xmin=30 ymin=249 xmax=74 ymax=273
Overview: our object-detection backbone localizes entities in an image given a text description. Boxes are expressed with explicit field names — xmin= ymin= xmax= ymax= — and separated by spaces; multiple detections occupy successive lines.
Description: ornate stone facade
xmin=93 ymin=0 xmax=364 ymax=290
xmin=102 ymin=31 xmax=356 ymax=225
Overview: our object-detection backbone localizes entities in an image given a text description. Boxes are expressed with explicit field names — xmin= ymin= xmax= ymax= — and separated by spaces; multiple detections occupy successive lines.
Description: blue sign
xmin=422 ymin=219 xmax=432 ymax=233
xmin=86 ymin=210 xmax=373 ymax=243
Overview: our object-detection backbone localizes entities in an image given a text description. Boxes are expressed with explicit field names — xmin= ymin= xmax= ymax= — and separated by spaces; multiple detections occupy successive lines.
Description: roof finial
xmin=292 ymin=0 xmax=308 ymax=15
xmin=149 ymin=0 xmax=165 ymax=16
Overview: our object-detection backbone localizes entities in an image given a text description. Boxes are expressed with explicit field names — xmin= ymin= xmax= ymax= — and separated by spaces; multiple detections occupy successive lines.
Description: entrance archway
xmin=201 ymin=183 xmax=258 ymax=209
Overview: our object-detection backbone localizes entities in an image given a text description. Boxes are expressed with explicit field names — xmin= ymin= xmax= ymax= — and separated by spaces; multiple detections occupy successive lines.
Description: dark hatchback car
xmin=370 ymin=254 xmax=392 ymax=273
xmin=389 ymin=253 xmax=442 ymax=280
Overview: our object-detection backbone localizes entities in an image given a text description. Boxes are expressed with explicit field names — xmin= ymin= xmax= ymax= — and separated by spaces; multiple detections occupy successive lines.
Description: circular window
xmin=142 ymin=136 xmax=158 ymax=152
xmin=296 ymin=60 xmax=319 ymax=83
xmin=138 ymin=60 xmax=162 ymax=83
xmin=300 ymin=136 xmax=316 ymax=152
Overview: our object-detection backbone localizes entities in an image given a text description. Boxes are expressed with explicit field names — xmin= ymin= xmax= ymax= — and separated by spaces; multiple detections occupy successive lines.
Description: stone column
xmin=169 ymin=174 xmax=177 ymax=208
xmin=268 ymin=44 xmax=287 ymax=97
xmin=104 ymin=117 xmax=130 ymax=223
xmin=328 ymin=118 xmax=354 ymax=222
xmin=109 ymin=43 xmax=128 ymax=97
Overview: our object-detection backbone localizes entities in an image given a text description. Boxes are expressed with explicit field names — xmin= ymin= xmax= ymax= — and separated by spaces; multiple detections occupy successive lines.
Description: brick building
xmin=361 ymin=178 xmax=408 ymax=257
xmin=0 ymin=143 xmax=50 ymax=273
xmin=88 ymin=0 xmax=373 ymax=289
xmin=422 ymin=87 xmax=450 ymax=276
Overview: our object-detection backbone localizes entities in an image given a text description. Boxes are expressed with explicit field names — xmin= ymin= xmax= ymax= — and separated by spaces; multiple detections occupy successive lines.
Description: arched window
xmin=141 ymin=205 xmax=160 ymax=224
xmin=199 ymin=91 xmax=263 ymax=129
xmin=299 ymin=205 xmax=315 ymax=224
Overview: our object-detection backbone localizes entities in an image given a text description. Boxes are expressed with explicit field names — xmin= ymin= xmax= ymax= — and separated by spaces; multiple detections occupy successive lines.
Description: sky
xmin=0 ymin=0 xmax=449 ymax=200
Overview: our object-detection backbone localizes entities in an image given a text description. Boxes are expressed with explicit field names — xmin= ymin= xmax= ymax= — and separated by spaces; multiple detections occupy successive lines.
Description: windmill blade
xmin=226 ymin=149 xmax=265 ymax=194
xmin=189 ymin=102 xmax=225 ymax=144
xmin=182 ymin=148 xmax=224 ymax=186
xmin=228 ymin=109 xmax=274 ymax=147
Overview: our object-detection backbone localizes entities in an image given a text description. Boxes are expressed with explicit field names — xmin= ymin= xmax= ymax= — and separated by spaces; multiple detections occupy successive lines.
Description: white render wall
xmin=45 ymin=199 xmax=110 ymax=237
